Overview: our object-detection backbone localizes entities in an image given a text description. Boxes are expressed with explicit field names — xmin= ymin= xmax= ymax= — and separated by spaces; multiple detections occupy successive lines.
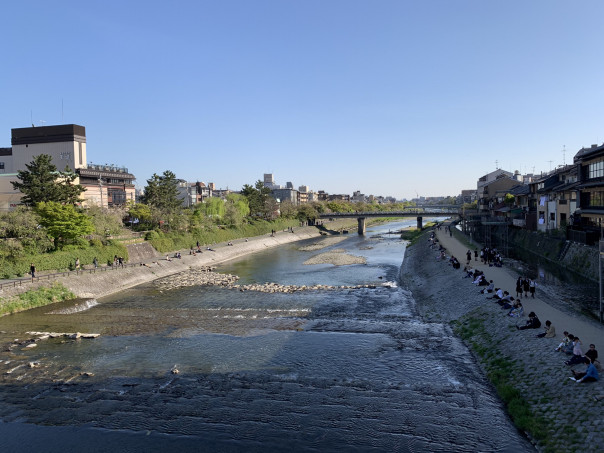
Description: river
xmin=0 ymin=220 xmax=533 ymax=452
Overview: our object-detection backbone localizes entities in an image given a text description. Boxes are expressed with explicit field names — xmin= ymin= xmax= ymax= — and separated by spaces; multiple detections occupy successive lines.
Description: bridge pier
xmin=417 ymin=216 xmax=423 ymax=230
xmin=357 ymin=217 xmax=366 ymax=235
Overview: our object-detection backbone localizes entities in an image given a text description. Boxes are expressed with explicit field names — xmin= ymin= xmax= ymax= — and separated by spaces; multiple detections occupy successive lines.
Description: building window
xmin=0 ymin=162 xmax=4 ymax=170
xmin=588 ymin=191 xmax=604 ymax=207
xmin=588 ymin=160 xmax=604 ymax=179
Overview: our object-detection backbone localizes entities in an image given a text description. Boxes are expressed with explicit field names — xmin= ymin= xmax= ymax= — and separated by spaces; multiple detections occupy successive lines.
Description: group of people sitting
xmin=554 ymin=333 xmax=600 ymax=383
xmin=434 ymin=233 xmax=600 ymax=385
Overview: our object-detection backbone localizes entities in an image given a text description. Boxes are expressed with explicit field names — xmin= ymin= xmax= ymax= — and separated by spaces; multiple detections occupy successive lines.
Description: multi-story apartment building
xmin=573 ymin=143 xmax=604 ymax=230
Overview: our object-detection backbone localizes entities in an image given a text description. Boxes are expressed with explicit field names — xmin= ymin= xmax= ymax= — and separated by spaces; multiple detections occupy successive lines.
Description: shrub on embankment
xmin=0 ymin=282 xmax=76 ymax=316
xmin=0 ymin=242 xmax=128 ymax=279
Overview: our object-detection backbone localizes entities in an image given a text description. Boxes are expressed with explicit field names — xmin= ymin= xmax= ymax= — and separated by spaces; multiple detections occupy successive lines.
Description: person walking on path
xmin=93 ymin=257 xmax=98 ymax=269
xmin=30 ymin=263 xmax=36 ymax=281
xmin=75 ymin=257 xmax=80 ymax=271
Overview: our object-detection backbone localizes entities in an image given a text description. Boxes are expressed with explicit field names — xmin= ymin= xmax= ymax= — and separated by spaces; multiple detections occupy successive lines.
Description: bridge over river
xmin=319 ymin=207 xmax=461 ymax=234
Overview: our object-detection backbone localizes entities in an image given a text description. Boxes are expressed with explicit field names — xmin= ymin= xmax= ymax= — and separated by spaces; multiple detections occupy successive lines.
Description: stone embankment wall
xmin=490 ymin=226 xmax=599 ymax=282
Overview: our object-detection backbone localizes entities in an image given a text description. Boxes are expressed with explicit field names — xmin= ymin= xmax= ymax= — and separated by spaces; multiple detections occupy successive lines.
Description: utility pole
xmin=98 ymin=178 xmax=104 ymax=208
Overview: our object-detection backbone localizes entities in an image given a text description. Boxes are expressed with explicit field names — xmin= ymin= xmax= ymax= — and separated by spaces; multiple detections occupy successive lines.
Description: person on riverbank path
xmin=30 ymin=263 xmax=36 ymax=281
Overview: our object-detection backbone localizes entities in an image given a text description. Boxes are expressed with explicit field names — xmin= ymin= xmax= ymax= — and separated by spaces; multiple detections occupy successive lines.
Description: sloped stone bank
xmin=401 ymin=234 xmax=604 ymax=452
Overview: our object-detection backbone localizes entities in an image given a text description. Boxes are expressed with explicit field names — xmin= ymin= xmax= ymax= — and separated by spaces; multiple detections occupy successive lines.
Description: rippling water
xmin=0 ymin=220 xmax=533 ymax=452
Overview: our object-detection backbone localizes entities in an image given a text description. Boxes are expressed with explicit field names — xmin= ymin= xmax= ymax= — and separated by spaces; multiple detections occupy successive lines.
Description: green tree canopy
xmin=35 ymin=201 xmax=94 ymax=249
xmin=11 ymin=154 xmax=85 ymax=206
xmin=241 ymin=180 xmax=272 ymax=218
xmin=223 ymin=193 xmax=250 ymax=226
xmin=141 ymin=171 xmax=183 ymax=211
xmin=127 ymin=202 xmax=153 ymax=229
xmin=198 ymin=197 xmax=225 ymax=218
xmin=0 ymin=207 xmax=53 ymax=256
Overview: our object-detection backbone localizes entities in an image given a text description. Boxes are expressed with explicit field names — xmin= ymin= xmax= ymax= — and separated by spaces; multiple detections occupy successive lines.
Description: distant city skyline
xmin=2 ymin=1 xmax=603 ymax=200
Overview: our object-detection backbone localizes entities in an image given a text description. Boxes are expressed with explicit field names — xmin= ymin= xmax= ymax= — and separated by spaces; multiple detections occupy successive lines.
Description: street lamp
xmin=98 ymin=178 xmax=104 ymax=207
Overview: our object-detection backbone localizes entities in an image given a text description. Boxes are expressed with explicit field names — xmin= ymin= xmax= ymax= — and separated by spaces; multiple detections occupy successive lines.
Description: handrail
xmin=0 ymin=262 xmax=141 ymax=290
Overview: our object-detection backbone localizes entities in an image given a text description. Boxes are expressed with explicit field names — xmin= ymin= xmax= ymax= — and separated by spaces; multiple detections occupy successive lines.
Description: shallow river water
xmin=0 ymin=221 xmax=533 ymax=452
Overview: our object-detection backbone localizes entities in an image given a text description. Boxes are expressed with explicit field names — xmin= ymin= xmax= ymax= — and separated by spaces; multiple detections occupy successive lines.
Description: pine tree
xmin=11 ymin=154 xmax=85 ymax=206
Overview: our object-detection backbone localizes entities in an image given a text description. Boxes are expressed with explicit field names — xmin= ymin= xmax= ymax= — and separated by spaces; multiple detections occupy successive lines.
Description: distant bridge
xmin=319 ymin=208 xmax=462 ymax=235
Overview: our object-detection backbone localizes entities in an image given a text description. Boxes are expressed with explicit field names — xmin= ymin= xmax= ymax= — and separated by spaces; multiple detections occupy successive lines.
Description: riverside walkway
xmin=417 ymin=224 xmax=604 ymax=451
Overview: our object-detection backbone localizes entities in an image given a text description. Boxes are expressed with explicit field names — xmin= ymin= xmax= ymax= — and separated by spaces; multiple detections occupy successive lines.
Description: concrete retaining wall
xmin=61 ymin=228 xmax=322 ymax=299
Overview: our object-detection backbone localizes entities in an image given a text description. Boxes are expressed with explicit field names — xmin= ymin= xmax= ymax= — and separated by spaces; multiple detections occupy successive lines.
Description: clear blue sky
xmin=2 ymin=1 xmax=603 ymax=200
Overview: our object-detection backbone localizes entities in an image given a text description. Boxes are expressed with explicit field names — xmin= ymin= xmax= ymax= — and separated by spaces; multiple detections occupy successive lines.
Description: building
xmin=78 ymin=163 xmax=136 ymax=207
xmin=271 ymin=187 xmax=299 ymax=204
xmin=176 ymin=181 xmax=212 ymax=207
xmin=572 ymin=143 xmax=604 ymax=234
xmin=0 ymin=124 xmax=136 ymax=210
xmin=264 ymin=173 xmax=277 ymax=189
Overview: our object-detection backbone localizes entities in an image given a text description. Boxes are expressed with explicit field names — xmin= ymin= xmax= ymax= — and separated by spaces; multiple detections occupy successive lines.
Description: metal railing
xmin=0 ymin=262 xmax=141 ymax=290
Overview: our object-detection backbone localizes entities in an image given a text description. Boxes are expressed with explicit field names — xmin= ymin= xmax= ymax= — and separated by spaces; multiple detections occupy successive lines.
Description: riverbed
xmin=0 ymin=220 xmax=532 ymax=452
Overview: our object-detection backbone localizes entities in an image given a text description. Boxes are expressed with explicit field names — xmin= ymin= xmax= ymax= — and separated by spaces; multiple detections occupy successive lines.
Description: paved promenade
xmin=436 ymin=227 xmax=604 ymax=348
xmin=403 ymin=225 xmax=604 ymax=451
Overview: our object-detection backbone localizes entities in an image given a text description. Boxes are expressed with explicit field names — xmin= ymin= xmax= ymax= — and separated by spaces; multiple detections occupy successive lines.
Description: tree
xmin=127 ymin=202 xmax=153 ymax=230
xmin=199 ymin=197 xmax=225 ymax=219
xmin=296 ymin=204 xmax=319 ymax=224
xmin=35 ymin=201 xmax=94 ymax=249
xmin=223 ymin=194 xmax=250 ymax=227
xmin=141 ymin=171 xmax=182 ymax=211
xmin=241 ymin=180 xmax=272 ymax=218
xmin=87 ymin=205 xmax=126 ymax=238
xmin=279 ymin=200 xmax=297 ymax=219
xmin=11 ymin=154 xmax=85 ymax=206
xmin=0 ymin=207 xmax=53 ymax=256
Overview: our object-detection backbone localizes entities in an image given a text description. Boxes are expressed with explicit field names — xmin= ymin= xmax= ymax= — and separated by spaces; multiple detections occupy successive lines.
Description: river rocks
xmin=153 ymin=265 xmax=397 ymax=294
xmin=154 ymin=267 xmax=239 ymax=291
xmin=26 ymin=331 xmax=101 ymax=341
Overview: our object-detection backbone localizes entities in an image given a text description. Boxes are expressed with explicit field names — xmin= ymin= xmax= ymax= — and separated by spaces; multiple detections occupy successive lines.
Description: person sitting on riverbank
xmin=508 ymin=301 xmax=523 ymax=317
xmin=536 ymin=320 xmax=556 ymax=338
xmin=472 ymin=272 xmax=486 ymax=285
xmin=565 ymin=337 xmax=584 ymax=366
xmin=480 ymin=280 xmax=494 ymax=294
xmin=500 ymin=296 xmax=516 ymax=310
xmin=555 ymin=331 xmax=571 ymax=352
xmin=517 ymin=312 xmax=541 ymax=330
xmin=584 ymin=344 xmax=598 ymax=367
xmin=570 ymin=359 xmax=599 ymax=383
xmin=495 ymin=291 xmax=512 ymax=305
xmin=487 ymin=288 xmax=504 ymax=300
xmin=561 ymin=334 xmax=576 ymax=354
xmin=166 ymin=255 xmax=172 ymax=262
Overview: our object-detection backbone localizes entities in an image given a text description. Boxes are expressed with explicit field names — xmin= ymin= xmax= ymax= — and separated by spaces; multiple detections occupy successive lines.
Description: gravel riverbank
xmin=401 ymin=231 xmax=604 ymax=452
